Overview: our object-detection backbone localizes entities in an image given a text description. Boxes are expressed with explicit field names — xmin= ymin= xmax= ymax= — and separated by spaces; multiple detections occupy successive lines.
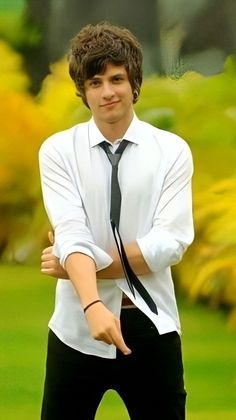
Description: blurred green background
xmin=0 ymin=1 xmax=236 ymax=418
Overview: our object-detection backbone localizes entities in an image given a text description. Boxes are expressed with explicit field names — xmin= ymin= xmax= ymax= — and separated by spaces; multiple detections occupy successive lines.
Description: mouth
xmin=100 ymin=100 xmax=120 ymax=108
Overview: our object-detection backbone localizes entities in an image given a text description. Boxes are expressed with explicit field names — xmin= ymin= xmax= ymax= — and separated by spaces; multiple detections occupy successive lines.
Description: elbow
xmin=142 ymin=240 xmax=189 ymax=273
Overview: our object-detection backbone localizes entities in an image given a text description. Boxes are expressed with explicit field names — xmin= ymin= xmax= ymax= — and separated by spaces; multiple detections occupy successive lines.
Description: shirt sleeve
xmin=38 ymin=139 xmax=113 ymax=271
xmin=137 ymin=141 xmax=194 ymax=272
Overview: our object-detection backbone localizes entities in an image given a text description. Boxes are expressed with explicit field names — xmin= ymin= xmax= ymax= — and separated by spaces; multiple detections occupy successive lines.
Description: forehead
xmin=90 ymin=63 xmax=128 ymax=78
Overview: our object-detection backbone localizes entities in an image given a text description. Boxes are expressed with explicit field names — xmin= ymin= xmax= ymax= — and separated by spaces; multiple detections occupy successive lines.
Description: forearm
xmin=41 ymin=241 xmax=151 ymax=281
xmin=65 ymin=252 xmax=99 ymax=307
xmin=97 ymin=241 xmax=151 ymax=279
xmin=64 ymin=253 xmax=131 ymax=355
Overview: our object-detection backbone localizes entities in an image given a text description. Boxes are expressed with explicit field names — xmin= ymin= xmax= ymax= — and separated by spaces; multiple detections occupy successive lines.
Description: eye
xmin=113 ymin=75 xmax=124 ymax=83
xmin=89 ymin=79 xmax=101 ymax=87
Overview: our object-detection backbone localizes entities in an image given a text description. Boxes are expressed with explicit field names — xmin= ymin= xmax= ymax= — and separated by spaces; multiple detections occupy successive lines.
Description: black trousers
xmin=41 ymin=308 xmax=187 ymax=420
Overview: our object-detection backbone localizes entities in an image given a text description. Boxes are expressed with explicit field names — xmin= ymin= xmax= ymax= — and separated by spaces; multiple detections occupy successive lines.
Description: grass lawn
xmin=0 ymin=264 xmax=235 ymax=419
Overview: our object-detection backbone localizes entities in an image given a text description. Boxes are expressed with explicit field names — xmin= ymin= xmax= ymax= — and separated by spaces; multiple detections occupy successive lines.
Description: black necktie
xmin=100 ymin=140 xmax=158 ymax=315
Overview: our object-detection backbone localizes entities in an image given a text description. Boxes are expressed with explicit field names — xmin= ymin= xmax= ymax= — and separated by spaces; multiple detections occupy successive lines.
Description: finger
xmin=40 ymin=268 xmax=58 ymax=279
xmin=114 ymin=334 xmax=131 ymax=355
xmin=41 ymin=268 xmax=56 ymax=276
xmin=41 ymin=246 xmax=53 ymax=256
xmin=41 ymin=260 xmax=54 ymax=268
xmin=41 ymin=252 xmax=54 ymax=262
xmin=112 ymin=321 xmax=132 ymax=355
xmin=48 ymin=231 xmax=54 ymax=244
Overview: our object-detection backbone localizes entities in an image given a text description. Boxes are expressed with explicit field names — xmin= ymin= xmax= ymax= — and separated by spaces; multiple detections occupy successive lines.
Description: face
xmin=84 ymin=64 xmax=134 ymax=131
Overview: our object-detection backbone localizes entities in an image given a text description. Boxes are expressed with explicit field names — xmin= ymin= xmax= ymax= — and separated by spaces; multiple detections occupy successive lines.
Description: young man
xmin=39 ymin=21 xmax=194 ymax=419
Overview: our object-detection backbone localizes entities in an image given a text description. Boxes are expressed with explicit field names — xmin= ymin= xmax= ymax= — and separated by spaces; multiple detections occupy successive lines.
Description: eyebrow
xmin=89 ymin=72 xmax=126 ymax=80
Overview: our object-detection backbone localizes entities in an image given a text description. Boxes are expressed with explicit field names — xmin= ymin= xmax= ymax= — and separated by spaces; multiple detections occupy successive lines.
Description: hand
xmin=41 ymin=231 xmax=69 ymax=279
xmin=85 ymin=301 xmax=132 ymax=356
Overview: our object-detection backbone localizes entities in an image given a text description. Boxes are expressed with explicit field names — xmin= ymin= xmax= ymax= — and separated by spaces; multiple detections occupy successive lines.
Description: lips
xmin=101 ymin=101 xmax=119 ymax=107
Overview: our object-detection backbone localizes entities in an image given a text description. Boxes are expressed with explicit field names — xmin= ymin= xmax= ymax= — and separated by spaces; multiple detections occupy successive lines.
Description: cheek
xmin=128 ymin=88 xmax=135 ymax=103
xmin=121 ymin=87 xmax=134 ymax=104
xmin=85 ymin=93 xmax=97 ymax=110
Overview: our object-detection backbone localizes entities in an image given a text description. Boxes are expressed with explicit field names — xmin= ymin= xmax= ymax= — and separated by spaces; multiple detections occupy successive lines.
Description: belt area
xmin=122 ymin=295 xmax=136 ymax=308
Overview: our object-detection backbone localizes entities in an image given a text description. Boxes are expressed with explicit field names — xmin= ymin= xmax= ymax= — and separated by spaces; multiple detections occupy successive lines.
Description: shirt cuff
xmin=53 ymin=243 xmax=113 ymax=272
xmin=137 ymin=226 xmax=184 ymax=272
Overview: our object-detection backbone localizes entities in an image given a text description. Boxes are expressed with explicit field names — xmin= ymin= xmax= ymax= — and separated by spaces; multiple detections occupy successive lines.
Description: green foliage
xmin=0 ymin=42 xmax=236 ymax=322
xmin=0 ymin=1 xmax=25 ymax=46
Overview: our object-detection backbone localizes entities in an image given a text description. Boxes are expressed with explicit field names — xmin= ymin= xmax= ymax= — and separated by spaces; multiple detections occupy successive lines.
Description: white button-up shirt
xmin=39 ymin=114 xmax=194 ymax=358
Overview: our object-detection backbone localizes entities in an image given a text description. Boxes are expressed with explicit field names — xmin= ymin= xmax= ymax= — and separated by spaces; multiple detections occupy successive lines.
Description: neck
xmin=94 ymin=113 xmax=134 ymax=143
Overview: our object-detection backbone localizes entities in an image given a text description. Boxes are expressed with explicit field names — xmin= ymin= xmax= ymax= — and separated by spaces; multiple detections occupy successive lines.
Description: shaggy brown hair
xmin=68 ymin=22 xmax=143 ymax=107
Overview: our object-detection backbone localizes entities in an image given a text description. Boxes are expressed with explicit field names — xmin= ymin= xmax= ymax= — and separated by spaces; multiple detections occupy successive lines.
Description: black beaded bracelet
xmin=83 ymin=299 xmax=103 ymax=313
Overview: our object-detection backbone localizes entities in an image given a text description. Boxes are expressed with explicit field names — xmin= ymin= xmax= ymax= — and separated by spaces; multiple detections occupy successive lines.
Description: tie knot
xmin=109 ymin=153 xmax=121 ymax=167
xmin=99 ymin=140 xmax=129 ymax=166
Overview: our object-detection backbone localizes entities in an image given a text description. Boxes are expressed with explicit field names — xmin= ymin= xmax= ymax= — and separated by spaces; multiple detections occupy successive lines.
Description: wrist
xmin=83 ymin=299 xmax=103 ymax=313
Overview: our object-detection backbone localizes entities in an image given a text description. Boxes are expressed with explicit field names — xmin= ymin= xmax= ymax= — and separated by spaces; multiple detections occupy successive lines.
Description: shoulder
xmin=137 ymin=118 xmax=192 ymax=158
xmin=39 ymin=122 xmax=88 ymax=158
xmin=139 ymin=119 xmax=189 ymax=148
xmin=136 ymin=119 xmax=193 ymax=175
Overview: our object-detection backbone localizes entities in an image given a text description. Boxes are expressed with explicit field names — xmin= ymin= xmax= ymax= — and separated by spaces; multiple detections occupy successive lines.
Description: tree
xmin=19 ymin=0 xmax=52 ymax=93
xmin=22 ymin=0 xmax=160 ymax=93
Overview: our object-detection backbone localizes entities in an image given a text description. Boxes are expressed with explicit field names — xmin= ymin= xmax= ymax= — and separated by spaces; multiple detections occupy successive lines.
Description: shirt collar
xmin=88 ymin=114 xmax=141 ymax=148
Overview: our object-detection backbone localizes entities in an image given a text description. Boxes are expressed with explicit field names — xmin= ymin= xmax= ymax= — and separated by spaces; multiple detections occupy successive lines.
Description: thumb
xmin=48 ymin=230 xmax=54 ymax=245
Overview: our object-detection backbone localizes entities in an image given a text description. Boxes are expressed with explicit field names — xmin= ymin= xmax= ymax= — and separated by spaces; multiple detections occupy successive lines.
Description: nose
xmin=101 ymin=82 xmax=114 ymax=99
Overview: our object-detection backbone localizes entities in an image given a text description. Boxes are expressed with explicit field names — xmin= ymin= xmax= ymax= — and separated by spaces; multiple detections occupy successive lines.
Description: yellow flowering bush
xmin=0 ymin=41 xmax=50 ymax=261
xmin=37 ymin=58 xmax=90 ymax=133
xmin=174 ymin=178 xmax=236 ymax=326
xmin=0 ymin=40 xmax=29 ymax=92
